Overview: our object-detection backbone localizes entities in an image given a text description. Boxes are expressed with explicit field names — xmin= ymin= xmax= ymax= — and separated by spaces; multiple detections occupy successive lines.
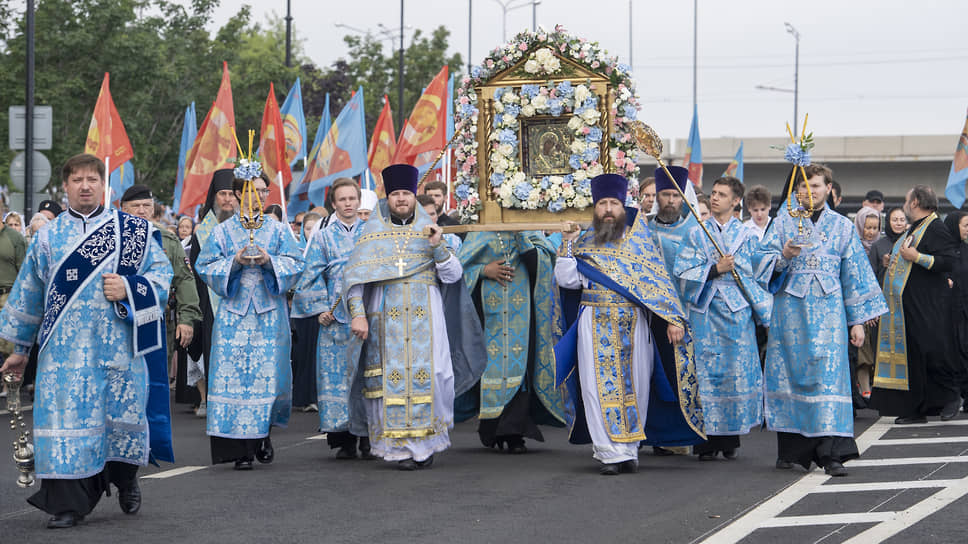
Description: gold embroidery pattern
xmin=588 ymin=298 xmax=645 ymax=443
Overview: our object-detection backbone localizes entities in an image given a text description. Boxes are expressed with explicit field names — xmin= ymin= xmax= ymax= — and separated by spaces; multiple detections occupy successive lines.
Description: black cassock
xmin=871 ymin=214 xmax=961 ymax=417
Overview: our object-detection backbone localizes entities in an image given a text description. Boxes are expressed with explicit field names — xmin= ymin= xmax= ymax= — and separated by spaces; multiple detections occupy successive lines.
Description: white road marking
xmin=848 ymin=455 xmax=968 ymax=467
xmin=307 ymin=434 xmax=328 ymax=440
xmin=873 ymin=436 xmax=968 ymax=446
xmin=141 ymin=465 xmax=206 ymax=479
xmin=698 ymin=417 xmax=968 ymax=543
xmin=812 ymin=479 xmax=961 ymax=493
xmin=760 ymin=511 xmax=896 ymax=528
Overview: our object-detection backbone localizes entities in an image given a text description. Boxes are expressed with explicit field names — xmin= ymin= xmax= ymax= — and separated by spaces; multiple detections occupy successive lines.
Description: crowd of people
xmin=1 ymin=152 xmax=966 ymax=530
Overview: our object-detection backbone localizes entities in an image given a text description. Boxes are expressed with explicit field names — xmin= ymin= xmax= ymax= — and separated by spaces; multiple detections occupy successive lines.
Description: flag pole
xmin=104 ymin=155 xmax=111 ymax=208
xmin=416 ymin=131 xmax=461 ymax=189
xmin=276 ymin=171 xmax=294 ymax=239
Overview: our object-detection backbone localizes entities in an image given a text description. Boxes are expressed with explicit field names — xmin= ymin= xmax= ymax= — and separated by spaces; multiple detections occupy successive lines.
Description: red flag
xmin=85 ymin=72 xmax=133 ymax=172
xmin=259 ymin=82 xmax=293 ymax=206
xmin=180 ymin=62 xmax=236 ymax=215
xmin=367 ymin=96 xmax=396 ymax=197
xmin=393 ymin=66 xmax=448 ymax=165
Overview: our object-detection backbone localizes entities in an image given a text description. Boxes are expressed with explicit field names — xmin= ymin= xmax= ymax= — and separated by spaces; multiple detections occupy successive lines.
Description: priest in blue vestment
xmin=0 ymin=154 xmax=173 ymax=528
xmin=293 ymin=177 xmax=373 ymax=459
xmin=649 ymin=165 xmax=698 ymax=297
xmin=342 ymin=164 xmax=486 ymax=470
xmin=674 ymin=176 xmax=772 ymax=461
xmin=196 ymin=164 xmax=305 ymax=470
xmin=757 ymin=164 xmax=887 ymax=476
xmin=554 ymin=173 xmax=705 ymax=475
xmin=456 ymin=229 xmax=566 ymax=452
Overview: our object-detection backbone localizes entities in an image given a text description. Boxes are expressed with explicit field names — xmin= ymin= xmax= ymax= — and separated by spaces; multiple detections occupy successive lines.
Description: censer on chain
xmin=3 ymin=373 xmax=35 ymax=487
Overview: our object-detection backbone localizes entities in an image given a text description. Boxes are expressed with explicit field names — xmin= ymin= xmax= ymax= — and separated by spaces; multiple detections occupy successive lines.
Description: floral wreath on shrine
xmin=453 ymin=25 xmax=642 ymax=223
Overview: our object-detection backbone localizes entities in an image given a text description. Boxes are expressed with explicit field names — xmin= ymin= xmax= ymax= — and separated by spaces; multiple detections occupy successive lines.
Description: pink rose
xmin=502 ymin=55 xmax=511 ymax=62
xmin=467 ymin=155 xmax=477 ymax=165
xmin=518 ymin=43 xmax=528 ymax=51
xmin=591 ymin=61 xmax=600 ymax=68
xmin=486 ymin=59 xmax=495 ymax=67
xmin=459 ymin=96 xmax=469 ymax=105
xmin=559 ymin=44 xmax=567 ymax=52
xmin=462 ymin=76 xmax=471 ymax=84
xmin=538 ymin=34 xmax=546 ymax=41
xmin=616 ymin=150 xmax=625 ymax=159
xmin=582 ymin=127 xmax=590 ymax=134
xmin=605 ymin=66 xmax=612 ymax=74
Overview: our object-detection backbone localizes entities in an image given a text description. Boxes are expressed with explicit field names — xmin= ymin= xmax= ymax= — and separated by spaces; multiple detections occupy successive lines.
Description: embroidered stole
xmin=873 ymin=213 xmax=936 ymax=391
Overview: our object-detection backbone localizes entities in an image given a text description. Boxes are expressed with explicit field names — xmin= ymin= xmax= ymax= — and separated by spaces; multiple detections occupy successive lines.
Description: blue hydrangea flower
xmin=494 ymin=87 xmax=506 ymax=101
xmin=623 ymin=104 xmax=637 ymax=120
xmin=556 ymin=80 xmax=574 ymax=97
xmin=504 ymin=103 xmax=521 ymax=117
xmin=540 ymin=176 xmax=551 ymax=189
xmin=455 ymin=184 xmax=470 ymax=199
xmin=784 ymin=143 xmax=811 ymax=166
xmin=583 ymin=96 xmax=598 ymax=109
xmin=514 ymin=181 xmax=533 ymax=201
xmin=548 ymin=98 xmax=564 ymax=116
xmin=569 ymin=154 xmax=583 ymax=169
xmin=460 ymin=104 xmax=478 ymax=117
xmin=471 ymin=66 xmax=483 ymax=78
xmin=582 ymin=147 xmax=599 ymax=162
xmin=563 ymin=174 xmax=574 ymax=185
xmin=493 ymin=113 xmax=504 ymax=128
xmin=521 ymin=84 xmax=540 ymax=99
xmin=490 ymin=173 xmax=505 ymax=187
xmin=585 ymin=127 xmax=603 ymax=143
xmin=577 ymin=177 xmax=591 ymax=192
xmin=616 ymin=63 xmax=631 ymax=74
xmin=498 ymin=128 xmax=517 ymax=145
xmin=547 ymin=197 xmax=566 ymax=212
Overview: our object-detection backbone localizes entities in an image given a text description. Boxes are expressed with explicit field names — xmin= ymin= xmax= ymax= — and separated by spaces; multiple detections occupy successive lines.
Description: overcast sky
xmin=204 ymin=0 xmax=967 ymax=141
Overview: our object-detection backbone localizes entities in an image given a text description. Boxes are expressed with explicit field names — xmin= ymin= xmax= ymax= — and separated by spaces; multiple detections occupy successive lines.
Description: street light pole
xmin=398 ymin=0 xmax=405 ymax=130
xmin=468 ymin=0 xmax=473 ymax=74
xmin=494 ymin=0 xmax=539 ymax=42
xmin=785 ymin=22 xmax=800 ymax=137
xmin=285 ymin=0 xmax=292 ymax=68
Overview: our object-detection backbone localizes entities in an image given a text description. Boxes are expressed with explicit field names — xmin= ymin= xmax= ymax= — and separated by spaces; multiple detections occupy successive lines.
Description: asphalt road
xmin=2 ymin=396 xmax=966 ymax=543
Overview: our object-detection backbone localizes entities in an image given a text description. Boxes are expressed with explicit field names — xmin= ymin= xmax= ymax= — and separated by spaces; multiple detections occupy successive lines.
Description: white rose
xmin=502 ymin=92 xmax=518 ymax=104
xmin=563 ymin=185 xmax=576 ymax=199
xmin=582 ymin=108 xmax=599 ymax=123
xmin=587 ymin=163 xmax=604 ymax=177
xmin=567 ymin=116 xmax=583 ymax=131
xmin=527 ymin=188 xmax=541 ymax=203
xmin=499 ymin=143 xmax=513 ymax=156
xmin=499 ymin=182 xmax=513 ymax=200
xmin=494 ymin=101 xmax=505 ymax=113
xmin=574 ymin=85 xmax=590 ymax=104
xmin=570 ymin=140 xmax=586 ymax=154
xmin=534 ymin=48 xmax=553 ymax=63
xmin=521 ymin=104 xmax=535 ymax=117
xmin=544 ymin=57 xmax=560 ymax=73
xmin=530 ymin=94 xmax=548 ymax=109
xmin=573 ymin=170 xmax=587 ymax=182
xmin=511 ymin=171 xmax=526 ymax=184
xmin=573 ymin=195 xmax=589 ymax=208
xmin=504 ymin=117 xmax=518 ymax=128
xmin=524 ymin=59 xmax=539 ymax=73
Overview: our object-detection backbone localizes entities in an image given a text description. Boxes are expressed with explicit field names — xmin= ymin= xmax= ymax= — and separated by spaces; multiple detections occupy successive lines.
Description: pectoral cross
xmin=395 ymin=257 xmax=407 ymax=277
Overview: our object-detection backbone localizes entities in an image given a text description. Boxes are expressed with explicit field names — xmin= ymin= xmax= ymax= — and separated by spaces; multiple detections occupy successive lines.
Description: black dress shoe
xmin=506 ymin=437 xmax=528 ymax=454
xmin=652 ymin=446 xmax=674 ymax=457
xmin=698 ymin=453 xmax=717 ymax=461
xmin=416 ymin=455 xmax=434 ymax=469
xmin=118 ymin=479 xmax=142 ymax=514
xmin=894 ymin=415 xmax=928 ymax=425
xmin=256 ymin=437 xmax=274 ymax=464
xmin=775 ymin=458 xmax=793 ymax=470
xmin=397 ymin=459 xmax=417 ymax=471
xmin=335 ymin=445 xmax=357 ymax=459
xmin=358 ymin=437 xmax=376 ymax=460
xmin=941 ymin=399 xmax=962 ymax=421
xmin=46 ymin=512 xmax=83 ymax=529
xmin=824 ymin=461 xmax=848 ymax=477
xmin=722 ymin=449 xmax=738 ymax=460
xmin=620 ymin=459 xmax=638 ymax=473
xmin=599 ymin=463 xmax=620 ymax=475
xmin=234 ymin=458 xmax=253 ymax=470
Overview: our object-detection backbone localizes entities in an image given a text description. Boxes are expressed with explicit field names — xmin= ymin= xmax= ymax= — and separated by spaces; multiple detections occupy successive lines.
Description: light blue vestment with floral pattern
xmin=650 ymin=213 xmax=698 ymax=303
xmin=675 ymin=217 xmax=771 ymax=435
xmin=196 ymin=216 xmax=304 ymax=439
xmin=0 ymin=209 xmax=172 ymax=479
xmin=756 ymin=206 xmax=887 ymax=436
xmin=292 ymin=217 xmax=363 ymax=433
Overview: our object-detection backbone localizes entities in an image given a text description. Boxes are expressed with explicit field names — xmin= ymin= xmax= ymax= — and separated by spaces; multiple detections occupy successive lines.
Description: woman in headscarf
xmin=870 ymin=207 xmax=908 ymax=284
xmin=944 ymin=211 xmax=968 ymax=409
xmin=3 ymin=211 xmax=25 ymax=235
xmin=853 ymin=206 xmax=882 ymax=400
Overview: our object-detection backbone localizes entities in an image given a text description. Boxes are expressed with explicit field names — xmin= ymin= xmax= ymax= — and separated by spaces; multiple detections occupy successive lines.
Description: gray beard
xmin=593 ymin=215 xmax=626 ymax=245
xmin=216 ymin=208 xmax=234 ymax=223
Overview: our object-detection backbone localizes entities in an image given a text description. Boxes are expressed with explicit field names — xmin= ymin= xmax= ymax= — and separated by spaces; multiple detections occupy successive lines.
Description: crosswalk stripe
xmin=141 ymin=466 xmax=206 ymax=479
xmin=841 ymin=476 xmax=968 ymax=543
xmin=848 ymin=455 xmax=968 ymax=467
xmin=812 ymin=479 xmax=961 ymax=493
xmin=873 ymin=436 xmax=968 ymax=446
xmin=760 ymin=511 xmax=896 ymax=528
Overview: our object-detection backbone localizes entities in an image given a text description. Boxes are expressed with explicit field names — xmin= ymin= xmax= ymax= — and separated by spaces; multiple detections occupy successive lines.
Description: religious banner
xmin=453 ymin=25 xmax=641 ymax=225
